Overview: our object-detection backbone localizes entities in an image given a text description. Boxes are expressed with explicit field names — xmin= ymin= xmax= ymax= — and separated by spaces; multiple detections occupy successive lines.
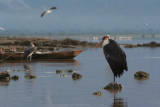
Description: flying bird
xmin=144 ymin=23 xmax=149 ymax=26
xmin=95 ymin=35 xmax=128 ymax=83
xmin=0 ymin=27 xmax=6 ymax=31
xmin=41 ymin=7 xmax=56 ymax=17
xmin=24 ymin=42 xmax=36 ymax=61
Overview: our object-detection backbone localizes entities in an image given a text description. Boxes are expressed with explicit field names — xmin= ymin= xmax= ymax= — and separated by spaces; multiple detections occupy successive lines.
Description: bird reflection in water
xmin=24 ymin=64 xmax=33 ymax=72
xmin=105 ymin=89 xmax=128 ymax=107
xmin=23 ymin=63 xmax=35 ymax=78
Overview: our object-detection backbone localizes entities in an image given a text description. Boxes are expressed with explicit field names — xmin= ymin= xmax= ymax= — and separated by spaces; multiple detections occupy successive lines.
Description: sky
xmin=0 ymin=0 xmax=160 ymax=34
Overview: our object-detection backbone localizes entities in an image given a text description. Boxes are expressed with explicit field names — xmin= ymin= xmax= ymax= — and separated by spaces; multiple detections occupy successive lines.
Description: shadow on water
xmin=0 ymin=79 xmax=10 ymax=86
xmin=112 ymin=94 xmax=128 ymax=107
xmin=0 ymin=59 xmax=79 ymax=64
xmin=23 ymin=64 xmax=35 ymax=76
xmin=0 ymin=59 xmax=80 ymax=70
xmin=134 ymin=77 xmax=149 ymax=84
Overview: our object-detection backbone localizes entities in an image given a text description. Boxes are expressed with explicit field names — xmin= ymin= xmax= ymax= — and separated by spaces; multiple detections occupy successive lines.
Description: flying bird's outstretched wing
xmin=41 ymin=11 xmax=46 ymax=17
xmin=41 ymin=6 xmax=56 ymax=17
xmin=50 ymin=7 xmax=56 ymax=10
xmin=103 ymin=39 xmax=128 ymax=77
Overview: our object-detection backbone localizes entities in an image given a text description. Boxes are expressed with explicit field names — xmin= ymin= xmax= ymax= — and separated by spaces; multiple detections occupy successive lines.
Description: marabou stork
xmin=24 ymin=42 xmax=35 ymax=61
xmin=95 ymin=35 xmax=128 ymax=83
xmin=41 ymin=7 xmax=56 ymax=17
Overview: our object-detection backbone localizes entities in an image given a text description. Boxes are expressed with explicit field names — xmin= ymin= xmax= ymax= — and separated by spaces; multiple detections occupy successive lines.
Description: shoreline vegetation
xmin=0 ymin=36 xmax=160 ymax=52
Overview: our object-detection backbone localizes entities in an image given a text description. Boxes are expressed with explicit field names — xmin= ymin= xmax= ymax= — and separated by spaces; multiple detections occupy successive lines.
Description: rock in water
xmin=0 ymin=71 xmax=10 ymax=80
xmin=56 ymin=69 xmax=73 ymax=74
xmin=72 ymin=73 xmax=82 ymax=80
xmin=93 ymin=91 xmax=103 ymax=96
xmin=11 ymin=75 xmax=19 ymax=80
xmin=134 ymin=71 xmax=149 ymax=78
xmin=104 ymin=83 xmax=123 ymax=90
xmin=25 ymin=74 xmax=37 ymax=79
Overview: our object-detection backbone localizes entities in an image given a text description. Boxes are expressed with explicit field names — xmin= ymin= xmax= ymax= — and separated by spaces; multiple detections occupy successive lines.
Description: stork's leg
xmin=30 ymin=55 xmax=32 ymax=61
xmin=112 ymin=75 xmax=116 ymax=84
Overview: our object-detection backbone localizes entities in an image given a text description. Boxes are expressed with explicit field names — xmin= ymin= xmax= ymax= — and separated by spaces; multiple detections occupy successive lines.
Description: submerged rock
xmin=124 ymin=44 xmax=137 ymax=48
xmin=11 ymin=75 xmax=19 ymax=80
xmin=25 ymin=74 xmax=37 ymax=79
xmin=104 ymin=83 xmax=123 ymax=90
xmin=56 ymin=69 xmax=73 ymax=74
xmin=93 ymin=91 xmax=103 ymax=96
xmin=72 ymin=73 xmax=82 ymax=80
xmin=134 ymin=71 xmax=149 ymax=78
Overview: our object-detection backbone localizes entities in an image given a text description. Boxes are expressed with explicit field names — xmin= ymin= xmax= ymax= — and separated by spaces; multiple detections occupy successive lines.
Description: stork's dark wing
xmin=41 ymin=11 xmax=46 ymax=17
xmin=24 ymin=47 xmax=34 ymax=58
xmin=50 ymin=7 xmax=56 ymax=10
xmin=103 ymin=39 xmax=128 ymax=77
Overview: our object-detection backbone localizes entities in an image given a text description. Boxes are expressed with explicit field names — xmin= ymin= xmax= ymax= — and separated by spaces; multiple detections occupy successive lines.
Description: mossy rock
xmin=93 ymin=91 xmax=103 ymax=96
xmin=104 ymin=83 xmax=123 ymax=90
xmin=66 ymin=69 xmax=73 ymax=73
xmin=134 ymin=71 xmax=149 ymax=78
xmin=0 ymin=71 xmax=10 ymax=77
xmin=56 ymin=70 xmax=64 ymax=74
xmin=72 ymin=73 xmax=82 ymax=80
xmin=25 ymin=75 xmax=37 ymax=79
xmin=0 ymin=71 xmax=11 ymax=80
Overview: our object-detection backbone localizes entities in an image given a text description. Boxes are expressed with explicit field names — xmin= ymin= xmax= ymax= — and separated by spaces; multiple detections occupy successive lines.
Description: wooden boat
xmin=0 ymin=50 xmax=83 ymax=60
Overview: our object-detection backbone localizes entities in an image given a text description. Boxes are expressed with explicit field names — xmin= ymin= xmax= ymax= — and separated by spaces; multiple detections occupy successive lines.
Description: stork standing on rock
xmin=24 ymin=42 xmax=35 ymax=61
xmin=95 ymin=35 xmax=128 ymax=83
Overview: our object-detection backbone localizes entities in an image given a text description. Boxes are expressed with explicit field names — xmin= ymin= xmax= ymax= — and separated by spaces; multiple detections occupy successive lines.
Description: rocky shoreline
xmin=123 ymin=41 xmax=160 ymax=48
xmin=0 ymin=37 xmax=97 ymax=52
xmin=0 ymin=37 xmax=160 ymax=52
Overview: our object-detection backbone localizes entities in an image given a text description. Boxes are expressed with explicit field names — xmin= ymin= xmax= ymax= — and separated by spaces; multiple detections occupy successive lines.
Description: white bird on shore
xmin=0 ymin=27 xmax=5 ymax=31
xmin=41 ymin=7 xmax=56 ymax=17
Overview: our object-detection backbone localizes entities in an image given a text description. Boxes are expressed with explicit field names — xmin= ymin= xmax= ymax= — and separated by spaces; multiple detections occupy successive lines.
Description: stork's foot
xmin=111 ymin=82 xmax=117 ymax=85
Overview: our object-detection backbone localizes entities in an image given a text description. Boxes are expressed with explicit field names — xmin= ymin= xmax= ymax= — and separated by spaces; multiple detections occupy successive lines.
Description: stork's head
xmin=102 ymin=35 xmax=110 ymax=40
xmin=95 ymin=35 xmax=110 ymax=48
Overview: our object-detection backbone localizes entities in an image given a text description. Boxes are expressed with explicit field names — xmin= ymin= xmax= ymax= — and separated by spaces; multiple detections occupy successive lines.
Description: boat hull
xmin=0 ymin=50 xmax=83 ymax=60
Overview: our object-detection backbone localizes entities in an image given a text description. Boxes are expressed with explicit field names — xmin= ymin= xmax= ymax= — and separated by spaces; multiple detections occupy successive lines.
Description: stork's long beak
xmin=95 ymin=40 xmax=103 ymax=49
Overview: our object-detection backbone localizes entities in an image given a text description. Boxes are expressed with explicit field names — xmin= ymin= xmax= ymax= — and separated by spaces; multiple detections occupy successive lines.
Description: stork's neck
xmin=30 ymin=43 xmax=35 ymax=47
xmin=102 ymin=39 xmax=109 ymax=47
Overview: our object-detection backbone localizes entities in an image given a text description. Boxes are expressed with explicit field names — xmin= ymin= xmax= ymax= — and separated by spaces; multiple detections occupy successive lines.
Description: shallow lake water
xmin=0 ymin=39 xmax=160 ymax=107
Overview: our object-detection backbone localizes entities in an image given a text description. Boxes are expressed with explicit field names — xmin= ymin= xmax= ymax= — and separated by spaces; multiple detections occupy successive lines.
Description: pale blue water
xmin=0 ymin=39 xmax=160 ymax=107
